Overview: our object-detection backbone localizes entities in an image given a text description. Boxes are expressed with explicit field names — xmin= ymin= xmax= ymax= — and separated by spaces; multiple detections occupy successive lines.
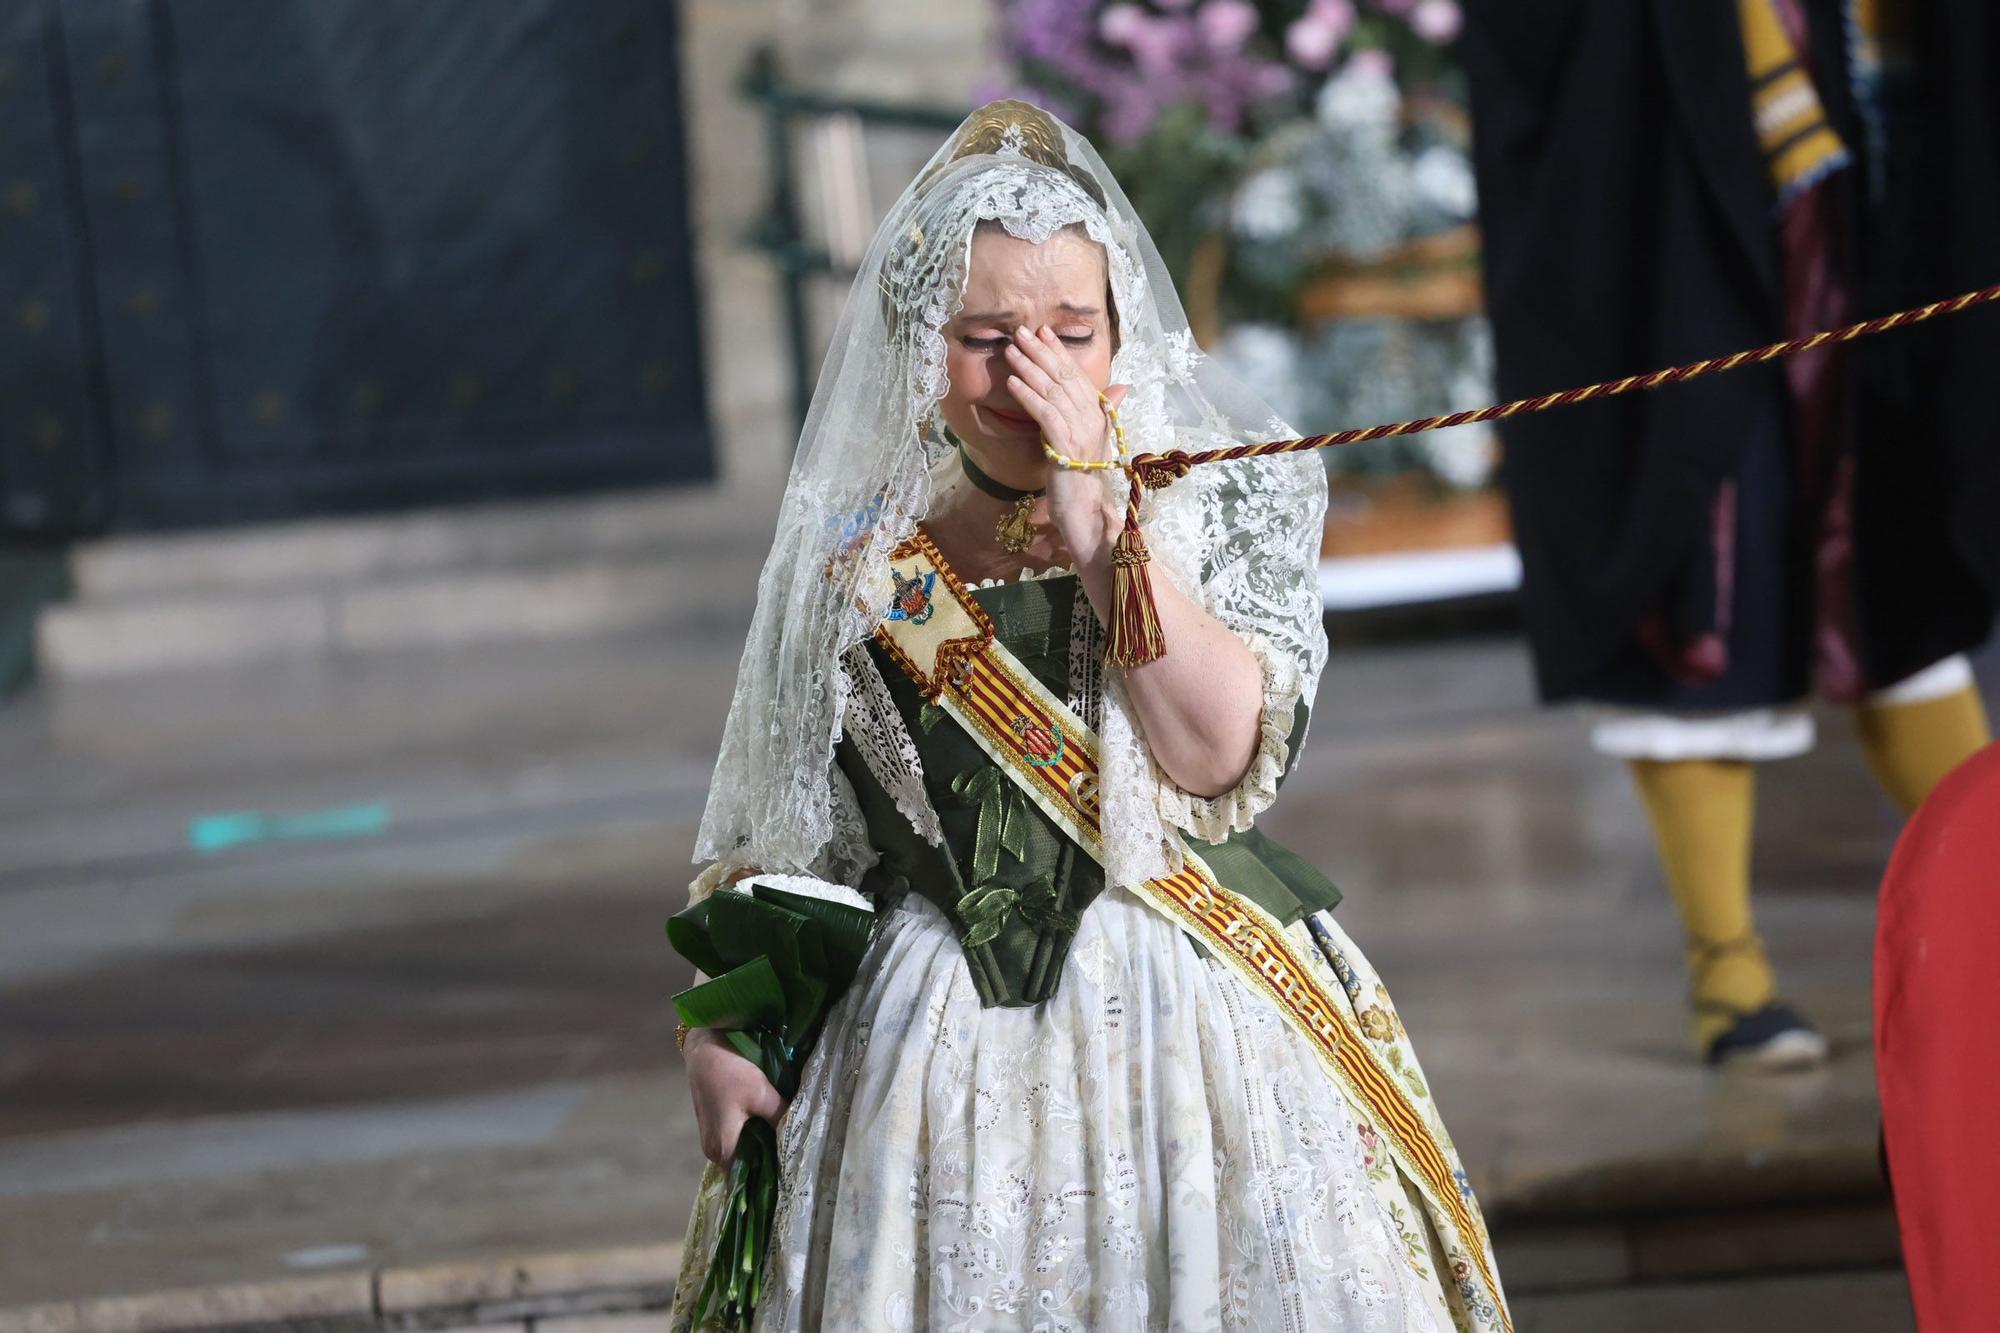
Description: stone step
xmin=0 ymin=1214 xmax=1911 ymax=1333
xmin=1510 ymin=1269 xmax=1911 ymax=1333
xmin=1486 ymin=1137 xmax=1903 ymax=1318
xmin=0 ymin=1241 xmax=683 ymax=1333
xmin=36 ymin=549 xmax=747 ymax=679
xmin=66 ymin=486 xmax=771 ymax=602
xmin=34 ymin=483 xmax=781 ymax=679
xmin=1496 ymin=1198 xmax=1900 ymax=1297
xmin=0 ymin=549 xmax=69 ymax=698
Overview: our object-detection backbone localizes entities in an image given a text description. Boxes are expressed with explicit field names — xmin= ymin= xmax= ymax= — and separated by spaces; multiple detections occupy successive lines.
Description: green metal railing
xmin=738 ymin=47 xmax=966 ymax=436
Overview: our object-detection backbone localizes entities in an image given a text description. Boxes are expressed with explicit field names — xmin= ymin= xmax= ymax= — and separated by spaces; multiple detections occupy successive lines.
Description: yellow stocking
xmin=1854 ymin=684 xmax=1992 ymax=816
xmin=1627 ymin=758 xmax=1774 ymax=1050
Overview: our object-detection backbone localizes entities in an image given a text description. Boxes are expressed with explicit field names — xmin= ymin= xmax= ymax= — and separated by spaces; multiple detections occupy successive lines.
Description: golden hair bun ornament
xmin=950 ymin=99 xmax=1068 ymax=168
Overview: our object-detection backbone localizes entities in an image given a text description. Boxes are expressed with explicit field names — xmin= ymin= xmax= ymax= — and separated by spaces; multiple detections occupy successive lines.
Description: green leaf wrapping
xmin=705 ymin=893 xmax=823 ymax=1038
xmin=665 ymin=899 xmax=729 ymax=979
xmin=690 ymin=1118 xmax=779 ymax=1330
xmin=748 ymin=886 xmax=874 ymax=991
xmin=664 ymin=884 xmax=877 ymax=1331
xmin=672 ymin=957 xmax=787 ymax=1035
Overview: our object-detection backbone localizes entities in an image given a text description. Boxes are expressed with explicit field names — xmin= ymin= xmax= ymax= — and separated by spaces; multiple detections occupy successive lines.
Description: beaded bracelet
xmin=1040 ymin=389 xmax=1129 ymax=472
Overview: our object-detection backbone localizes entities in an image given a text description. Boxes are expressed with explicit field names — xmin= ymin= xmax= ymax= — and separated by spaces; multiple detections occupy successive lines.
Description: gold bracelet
xmin=675 ymin=1020 xmax=692 ymax=1054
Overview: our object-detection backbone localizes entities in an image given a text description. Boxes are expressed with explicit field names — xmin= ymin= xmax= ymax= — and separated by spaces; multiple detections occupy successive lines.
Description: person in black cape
xmin=1460 ymin=0 xmax=1996 ymax=1065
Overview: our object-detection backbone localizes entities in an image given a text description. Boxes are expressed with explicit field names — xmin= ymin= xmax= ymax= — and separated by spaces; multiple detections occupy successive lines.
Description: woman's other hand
xmin=684 ymin=1027 xmax=786 ymax=1168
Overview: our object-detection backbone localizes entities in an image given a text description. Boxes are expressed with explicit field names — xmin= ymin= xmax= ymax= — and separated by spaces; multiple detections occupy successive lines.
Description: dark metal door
xmin=0 ymin=0 xmax=710 ymax=534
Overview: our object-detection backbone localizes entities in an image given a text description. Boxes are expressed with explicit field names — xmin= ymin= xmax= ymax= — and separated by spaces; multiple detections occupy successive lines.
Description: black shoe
xmin=1702 ymin=1001 xmax=1830 ymax=1070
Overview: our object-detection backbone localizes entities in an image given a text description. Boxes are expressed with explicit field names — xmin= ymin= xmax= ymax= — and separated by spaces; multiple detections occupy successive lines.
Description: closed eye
xmin=959 ymin=334 xmax=1095 ymax=350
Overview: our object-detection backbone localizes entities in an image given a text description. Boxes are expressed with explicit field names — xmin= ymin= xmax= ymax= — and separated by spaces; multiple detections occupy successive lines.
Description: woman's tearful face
xmin=938 ymin=225 xmax=1115 ymax=480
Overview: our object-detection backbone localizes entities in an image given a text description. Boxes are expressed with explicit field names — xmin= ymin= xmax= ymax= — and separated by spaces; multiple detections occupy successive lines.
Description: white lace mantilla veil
xmin=693 ymin=100 xmax=1328 ymax=900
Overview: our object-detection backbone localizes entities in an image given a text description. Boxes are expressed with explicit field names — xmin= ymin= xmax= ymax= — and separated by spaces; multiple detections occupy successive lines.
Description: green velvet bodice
xmin=836 ymin=571 xmax=1340 ymax=1009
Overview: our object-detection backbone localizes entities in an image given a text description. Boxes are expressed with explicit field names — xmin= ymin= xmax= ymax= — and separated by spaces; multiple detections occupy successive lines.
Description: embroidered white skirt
xmin=670 ymin=888 xmax=1504 ymax=1332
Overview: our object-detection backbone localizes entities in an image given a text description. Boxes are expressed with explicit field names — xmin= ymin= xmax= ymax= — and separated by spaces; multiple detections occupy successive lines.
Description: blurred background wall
xmin=1 ymin=0 xmax=712 ymax=536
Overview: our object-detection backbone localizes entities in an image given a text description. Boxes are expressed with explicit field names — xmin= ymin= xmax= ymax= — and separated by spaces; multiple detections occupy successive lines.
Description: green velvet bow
xmin=954 ymin=874 xmax=1079 ymax=948
xmin=949 ymin=767 xmax=1031 ymax=888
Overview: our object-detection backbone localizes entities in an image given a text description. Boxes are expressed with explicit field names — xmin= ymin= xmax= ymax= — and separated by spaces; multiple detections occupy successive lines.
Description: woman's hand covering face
xmin=1003 ymin=323 xmax=1129 ymax=565
xmin=935 ymin=226 xmax=1125 ymax=565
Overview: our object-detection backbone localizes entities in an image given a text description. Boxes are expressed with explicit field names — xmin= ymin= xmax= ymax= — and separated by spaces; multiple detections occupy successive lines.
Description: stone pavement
xmin=1 ymin=480 xmax=1987 ymax=1326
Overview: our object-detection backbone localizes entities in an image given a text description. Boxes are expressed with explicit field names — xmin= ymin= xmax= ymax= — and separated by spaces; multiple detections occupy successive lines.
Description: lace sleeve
xmin=686 ymin=857 xmax=750 ymax=909
xmin=1149 ymin=630 xmax=1304 ymax=844
xmin=812 ymin=756 xmax=880 ymax=886
xmin=687 ymin=753 xmax=880 ymax=909
xmin=1117 ymin=415 xmax=1326 ymax=851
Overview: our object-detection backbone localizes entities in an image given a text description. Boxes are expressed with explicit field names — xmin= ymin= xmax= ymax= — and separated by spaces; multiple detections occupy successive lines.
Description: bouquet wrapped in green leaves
xmin=666 ymin=879 xmax=875 ymax=1330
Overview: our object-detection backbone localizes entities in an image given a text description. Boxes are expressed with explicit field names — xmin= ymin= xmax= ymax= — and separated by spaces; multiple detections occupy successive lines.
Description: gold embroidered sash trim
xmin=874 ymin=528 xmax=1507 ymax=1326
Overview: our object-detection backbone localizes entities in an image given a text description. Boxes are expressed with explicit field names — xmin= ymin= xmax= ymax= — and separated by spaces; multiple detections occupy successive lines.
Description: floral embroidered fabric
xmin=670 ymin=890 xmax=1505 ymax=1332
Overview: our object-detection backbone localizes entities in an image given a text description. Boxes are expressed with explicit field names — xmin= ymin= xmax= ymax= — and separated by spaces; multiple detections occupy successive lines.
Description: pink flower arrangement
xmin=1196 ymin=0 xmax=1260 ymax=54
xmin=1289 ymin=1 xmax=1357 ymax=68
xmin=977 ymin=0 xmax=1471 ymax=289
xmin=984 ymin=0 xmax=1460 ymax=146
xmin=1410 ymin=0 xmax=1462 ymax=43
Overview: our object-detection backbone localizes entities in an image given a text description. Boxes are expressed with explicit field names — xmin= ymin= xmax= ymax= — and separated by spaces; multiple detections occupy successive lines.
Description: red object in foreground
xmin=1875 ymin=739 xmax=2000 ymax=1332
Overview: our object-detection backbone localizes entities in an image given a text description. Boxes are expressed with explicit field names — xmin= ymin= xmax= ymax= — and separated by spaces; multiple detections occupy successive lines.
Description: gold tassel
xmin=1105 ymin=474 xmax=1166 ymax=666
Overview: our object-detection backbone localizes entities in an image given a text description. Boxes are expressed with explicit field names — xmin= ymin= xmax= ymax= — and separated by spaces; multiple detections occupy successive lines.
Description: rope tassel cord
xmin=1048 ymin=281 xmax=2000 ymax=666
xmin=1107 ymin=489 xmax=1166 ymax=667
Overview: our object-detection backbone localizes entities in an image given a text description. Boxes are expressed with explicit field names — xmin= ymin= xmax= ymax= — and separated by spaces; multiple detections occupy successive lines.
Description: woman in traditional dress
xmin=673 ymin=100 xmax=1508 ymax=1332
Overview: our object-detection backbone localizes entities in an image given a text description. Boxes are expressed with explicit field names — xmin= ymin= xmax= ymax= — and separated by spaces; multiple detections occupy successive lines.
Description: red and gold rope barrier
xmin=1050 ymin=281 xmax=2000 ymax=666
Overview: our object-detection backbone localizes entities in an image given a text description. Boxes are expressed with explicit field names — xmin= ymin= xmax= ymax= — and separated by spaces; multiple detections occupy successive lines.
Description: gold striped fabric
xmin=1738 ymin=0 xmax=1853 ymax=204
